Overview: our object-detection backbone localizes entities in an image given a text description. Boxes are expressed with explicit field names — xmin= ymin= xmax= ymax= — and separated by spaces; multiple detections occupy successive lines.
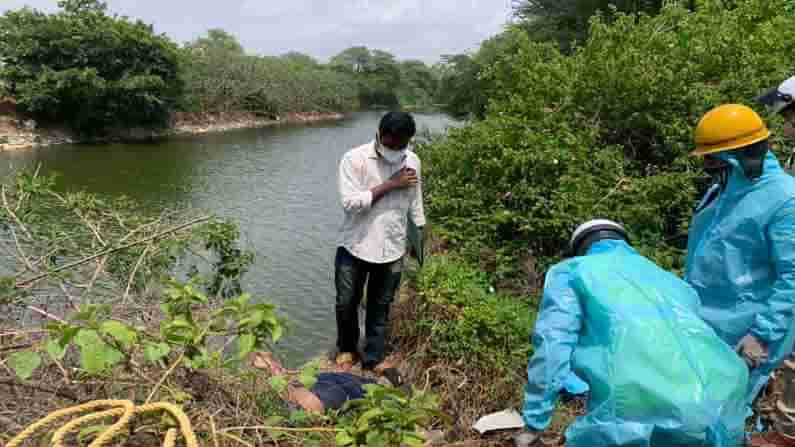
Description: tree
xmin=281 ymin=52 xmax=319 ymax=70
xmin=180 ymin=30 xmax=357 ymax=115
xmin=514 ymin=0 xmax=668 ymax=49
xmin=330 ymin=46 xmax=372 ymax=74
xmin=0 ymin=1 xmax=183 ymax=133
xmin=58 ymin=0 xmax=107 ymax=13
xmin=397 ymin=60 xmax=438 ymax=108
xmin=186 ymin=28 xmax=244 ymax=55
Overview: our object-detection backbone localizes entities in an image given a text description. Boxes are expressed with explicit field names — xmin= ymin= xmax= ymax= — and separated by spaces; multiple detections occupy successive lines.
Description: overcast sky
xmin=0 ymin=0 xmax=514 ymax=63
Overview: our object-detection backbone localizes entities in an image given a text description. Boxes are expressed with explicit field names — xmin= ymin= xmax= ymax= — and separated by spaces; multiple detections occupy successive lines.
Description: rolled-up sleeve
xmin=338 ymin=154 xmax=373 ymax=214
xmin=409 ymin=160 xmax=426 ymax=226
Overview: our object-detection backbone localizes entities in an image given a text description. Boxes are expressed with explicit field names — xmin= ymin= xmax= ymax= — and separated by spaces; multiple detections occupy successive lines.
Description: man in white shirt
xmin=334 ymin=112 xmax=426 ymax=370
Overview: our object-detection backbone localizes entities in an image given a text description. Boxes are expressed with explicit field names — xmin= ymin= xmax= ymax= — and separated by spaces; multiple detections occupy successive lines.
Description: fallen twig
xmin=123 ymin=243 xmax=152 ymax=303
xmin=145 ymin=351 xmax=185 ymax=404
xmin=26 ymin=305 xmax=67 ymax=324
xmin=0 ymin=377 xmax=79 ymax=401
xmin=2 ymin=185 xmax=32 ymax=241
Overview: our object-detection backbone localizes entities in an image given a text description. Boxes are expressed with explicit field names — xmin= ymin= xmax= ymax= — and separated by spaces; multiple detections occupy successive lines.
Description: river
xmin=0 ymin=111 xmax=457 ymax=366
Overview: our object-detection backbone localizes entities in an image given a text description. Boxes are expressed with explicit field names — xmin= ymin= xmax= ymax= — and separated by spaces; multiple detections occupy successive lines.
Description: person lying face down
xmin=251 ymin=352 xmax=404 ymax=414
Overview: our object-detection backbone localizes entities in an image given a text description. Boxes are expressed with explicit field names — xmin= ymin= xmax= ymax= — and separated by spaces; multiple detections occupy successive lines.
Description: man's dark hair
xmin=379 ymin=112 xmax=416 ymax=139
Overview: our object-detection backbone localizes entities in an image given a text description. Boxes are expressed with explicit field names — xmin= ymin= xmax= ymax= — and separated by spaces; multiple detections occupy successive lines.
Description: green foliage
xmin=435 ymin=27 xmax=526 ymax=118
xmin=6 ymin=277 xmax=284 ymax=379
xmin=396 ymin=60 xmax=439 ymax=109
xmin=331 ymin=46 xmax=440 ymax=109
xmin=414 ymin=256 xmax=534 ymax=370
xmin=334 ymin=385 xmax=449 ymax=447
xmin=423 ymin=0 xmax=795 ymax=275
xmin=0 ymin=0 xmax=183 ymax=134
xmin=181 ymin=30 xmax=357 ymax=115
xmin=515 ymin=0 xmax=671 ymax=50
xmin=8 ymin=350 xmax=41 ymax=380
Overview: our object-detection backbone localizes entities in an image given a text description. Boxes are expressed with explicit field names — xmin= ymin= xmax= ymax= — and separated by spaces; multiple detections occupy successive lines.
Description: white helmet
xmin=757 ymin=75 xmax=795 ymax=114
xmin=570 ymin=219 xmax=628 ymax=256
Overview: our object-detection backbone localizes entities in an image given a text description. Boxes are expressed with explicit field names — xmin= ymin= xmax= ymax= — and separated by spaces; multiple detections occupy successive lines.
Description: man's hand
xmin=738 ymin=334 xmax=769 ymax=370
xmin=390 ymin=167 xmax=418 ymax=189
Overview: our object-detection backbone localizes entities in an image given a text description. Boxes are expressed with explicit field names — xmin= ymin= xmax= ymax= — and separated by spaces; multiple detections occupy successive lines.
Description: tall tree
xmin=187 ymin=28 xmax=244 ymax=55
xmin=330 ymin=47 xmax=372 ymax=74
xmin=515 ymin=0 xmax=667 ymax=49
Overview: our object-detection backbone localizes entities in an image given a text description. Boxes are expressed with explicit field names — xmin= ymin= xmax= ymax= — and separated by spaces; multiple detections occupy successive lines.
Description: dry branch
xmin=15 ymin=216 xmax=211 ymax=288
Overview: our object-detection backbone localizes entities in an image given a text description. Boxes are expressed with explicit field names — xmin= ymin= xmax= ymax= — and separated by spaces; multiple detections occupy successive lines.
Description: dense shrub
xmin=421 ymin=0 xmax=795 ymax=277
xmin=413 ymin=256 xmax=534 ymax=370
xmin=181 ymin=34 xmax=358 ymax=115
xmin=0 ymin=0 xmax=183 ymax=134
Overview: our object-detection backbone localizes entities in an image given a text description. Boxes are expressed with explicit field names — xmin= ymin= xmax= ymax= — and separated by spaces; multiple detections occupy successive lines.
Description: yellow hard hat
xmin=692 ymin=104 xmax=771 ymax=156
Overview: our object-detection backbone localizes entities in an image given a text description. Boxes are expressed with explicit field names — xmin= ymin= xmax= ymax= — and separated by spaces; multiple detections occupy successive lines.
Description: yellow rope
xmin=6 ymin=400 xmax=199 ymax=447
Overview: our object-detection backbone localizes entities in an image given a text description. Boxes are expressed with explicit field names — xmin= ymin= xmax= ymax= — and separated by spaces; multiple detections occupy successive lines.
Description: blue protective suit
xmin=523 ymin=240 xmax=749 ymax=447
xmin=686 ymin=151 xmax=795 ymax=404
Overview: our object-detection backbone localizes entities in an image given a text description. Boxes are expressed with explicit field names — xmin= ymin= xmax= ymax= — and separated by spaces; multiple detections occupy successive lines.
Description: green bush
xmin=181 ymin=35 xmax=358 ymax=115
xmin=0 ymin=0 xmax=183 ymax=134
xmin=414 ymin=256 xmax=535 ymax=370
xmin=421 ymin=0 xmax=795 ymax=275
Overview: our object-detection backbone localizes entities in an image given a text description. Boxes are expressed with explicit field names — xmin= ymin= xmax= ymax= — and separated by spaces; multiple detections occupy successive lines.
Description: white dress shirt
xmin=337 ymin=141 xmax=426 ymax=264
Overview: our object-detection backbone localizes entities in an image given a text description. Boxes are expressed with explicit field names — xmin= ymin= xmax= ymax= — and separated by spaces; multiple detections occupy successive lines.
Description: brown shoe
xmin=749 ymin=432 xmax=795 ymax=447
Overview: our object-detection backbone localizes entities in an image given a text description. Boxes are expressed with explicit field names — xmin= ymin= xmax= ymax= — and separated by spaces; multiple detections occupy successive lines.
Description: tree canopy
xmin=0 ymin=0 xmax=183 ymax=133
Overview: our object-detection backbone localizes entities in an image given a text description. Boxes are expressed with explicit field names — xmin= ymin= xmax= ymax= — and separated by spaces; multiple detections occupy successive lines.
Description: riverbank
xmin=0 ymin=110 xmax=347 ymax=152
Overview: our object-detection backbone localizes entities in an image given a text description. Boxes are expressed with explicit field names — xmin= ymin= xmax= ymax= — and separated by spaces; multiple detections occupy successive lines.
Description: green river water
xmin=0 ymin=111 xmax=458 ymax=366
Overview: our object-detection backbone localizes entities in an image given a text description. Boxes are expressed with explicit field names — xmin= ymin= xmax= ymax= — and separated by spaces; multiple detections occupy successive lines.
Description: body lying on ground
xmin=251 ymin=352 xmax=403 ymax=413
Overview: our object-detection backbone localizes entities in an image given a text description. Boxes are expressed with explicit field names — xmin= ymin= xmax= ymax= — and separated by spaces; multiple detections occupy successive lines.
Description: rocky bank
xmin=0 ymin=110 xmax=346 ymax=152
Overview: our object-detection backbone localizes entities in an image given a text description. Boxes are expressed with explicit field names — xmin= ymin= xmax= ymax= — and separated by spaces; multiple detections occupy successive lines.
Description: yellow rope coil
xmin=6 ymin=400 xmax=199 ymax=447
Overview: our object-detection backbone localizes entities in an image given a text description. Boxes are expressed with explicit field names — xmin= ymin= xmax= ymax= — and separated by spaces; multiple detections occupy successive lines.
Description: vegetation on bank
xmin=388 ymin=0 xmax=795 ymax=443
xmin=423 ymin=0 xmax=795 ymax=283
xmin=0 ymin=171 xmax=448 ymax=447
xmin=0 ymin=0 xmax=443 ymax=136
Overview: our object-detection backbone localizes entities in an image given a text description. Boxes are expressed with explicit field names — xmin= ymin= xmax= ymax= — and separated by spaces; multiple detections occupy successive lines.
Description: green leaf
xmin=271 ymin=323 xmax=283 ymax=343
xmin=269 ymin=375 xmax=288 ymax=394
xmin=298 ymin=368 xmax=317 ymax=389
xmin=78 ymin=425 xmax=109 ymax=443
xmin=237 ymin=333 xmax=256 ymax=360
xmin=335 ymin=431 xmax=354 ymax=446
xmin=401 ymin=434 xmax=425 ymax=447
xmin=74 ymin=330 xmax=124 ymax=374
xmin=100 ymin=321 xmax=137 ymax=349
xmin=8 ymin=351 xmax=41 ymax=380
xmin=45 ymin=339 xmax=68 ymax=360
xmin=144 ymin=342 xmax=171 ymax=364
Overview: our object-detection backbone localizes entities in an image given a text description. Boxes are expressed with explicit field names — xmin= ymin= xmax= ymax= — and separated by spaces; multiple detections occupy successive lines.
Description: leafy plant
xmin=334 ymin=385 xmax=449 ymax=447
xmin=422 ymin=0 xmax=795 ymax=277
xmin=6 ymin=278 xmax=284 ymax=379
xmin=412 ymin=256 xmax=535 ymax=370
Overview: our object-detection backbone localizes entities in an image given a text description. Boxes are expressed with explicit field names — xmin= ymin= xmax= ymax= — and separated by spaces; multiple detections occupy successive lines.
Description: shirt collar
xmin=367 ymin=140 xmax=380 ymax=160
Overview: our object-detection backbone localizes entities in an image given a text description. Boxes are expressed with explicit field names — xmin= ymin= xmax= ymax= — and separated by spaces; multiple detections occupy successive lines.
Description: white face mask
xmin=376 ymin=135 xmax=407 ymax=165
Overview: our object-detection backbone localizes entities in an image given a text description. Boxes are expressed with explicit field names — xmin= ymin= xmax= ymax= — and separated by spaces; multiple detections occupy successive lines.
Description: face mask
xmin=376 ymin=135 xmax=407 ymax=165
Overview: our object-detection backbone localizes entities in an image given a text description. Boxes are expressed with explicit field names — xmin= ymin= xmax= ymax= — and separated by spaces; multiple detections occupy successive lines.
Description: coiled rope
xmin=6 ymin=399 xmax=199 ymax=447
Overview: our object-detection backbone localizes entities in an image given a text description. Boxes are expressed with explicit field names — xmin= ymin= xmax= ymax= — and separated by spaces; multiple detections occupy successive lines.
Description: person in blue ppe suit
xmin=686 ymin=104 xmax=795 ymax=407
xmin=521 ymin=219 xmax=749 ymax=447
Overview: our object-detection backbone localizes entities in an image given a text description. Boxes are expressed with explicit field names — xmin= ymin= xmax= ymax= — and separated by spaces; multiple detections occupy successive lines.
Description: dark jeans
xmin=335 ymin=247 xmax=403 ymax=367
xmin=310 ymin=373 xmax=377 ymax=410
